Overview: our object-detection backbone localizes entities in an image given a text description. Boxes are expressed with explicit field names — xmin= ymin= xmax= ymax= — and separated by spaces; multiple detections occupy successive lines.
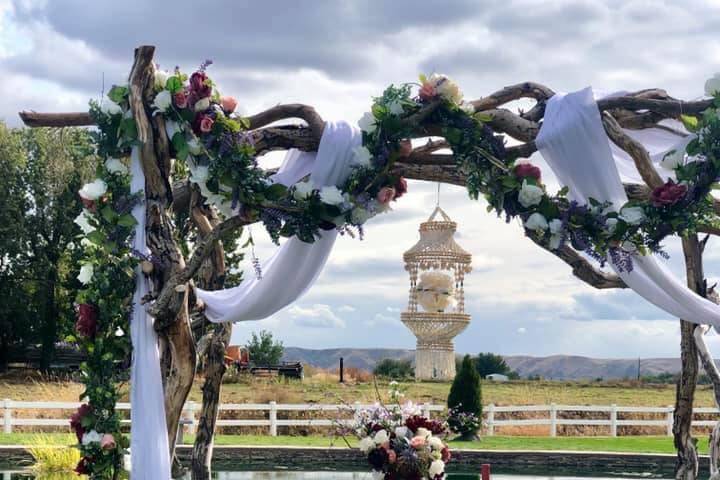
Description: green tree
xmin=0 ymin=124 xmax=93 ymax=370
xmin=373 ymin=358 xmax=414 ymax=379
xmin=448 ymin=355 xmax=482 ymax=439
xmin=473 ymin=352 xmax=515 ymax=378
xmin=245 ymin=330 xmax=284 ymax=366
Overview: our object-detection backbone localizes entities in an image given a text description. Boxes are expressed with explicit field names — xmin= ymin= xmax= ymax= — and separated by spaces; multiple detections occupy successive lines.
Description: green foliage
xmin=448 ymin=355 xmax=482 ymax=418
xmin=245 ymin=330 xmax=284 ymax=366
xmin=0 ymin=124 xmax=94 ymax=370
xmin=472 ymin=352 xmax=517 ymax=379
xmin=373 ymin=358 xmax=414 ymax=379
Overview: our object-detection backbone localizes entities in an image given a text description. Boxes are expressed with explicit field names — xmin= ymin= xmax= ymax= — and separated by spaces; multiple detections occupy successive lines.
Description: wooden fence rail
xmin=3 ymin=400 xmax=719 ymax=438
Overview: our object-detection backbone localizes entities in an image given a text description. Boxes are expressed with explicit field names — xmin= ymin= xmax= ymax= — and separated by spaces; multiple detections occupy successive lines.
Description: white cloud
xmin=338 ymin=305 xmax=356 ymax=313
xmin=287 ymin=304 xmax=346 ymax=329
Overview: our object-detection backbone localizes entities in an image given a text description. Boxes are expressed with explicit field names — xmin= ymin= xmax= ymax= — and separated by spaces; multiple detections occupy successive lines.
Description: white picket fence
xmin=485 ymin=403 xmax=720 ymax=437
xmin=0 ymin=399 xmax=444 ymax=441
xmin=4 ymin=400 xmax=720 ymax=439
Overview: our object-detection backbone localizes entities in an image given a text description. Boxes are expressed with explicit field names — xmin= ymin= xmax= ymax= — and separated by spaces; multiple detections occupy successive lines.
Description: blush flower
xmin=221 ymin=96 xmax=238 ymax=113
xmin=173 ymin=91 xmax=188 ymax=109
xmin=651 ymin=180 xmax=687 ymax=207
xmin=419 ymin=82 xmax=436 ymax=101
xmin=410 ymin=436 xmax=426 ymax=449
xmin=376 ymin=187 xmax=396 ymax=204
xmin=101 ymin=434 xmax=116 ymax=450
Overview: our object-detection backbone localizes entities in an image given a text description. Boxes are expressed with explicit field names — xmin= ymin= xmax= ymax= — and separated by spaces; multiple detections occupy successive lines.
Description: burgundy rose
xmin=174 ymin=91 xmax=188 ymax=109
xmin=193 ymin=114 xmax=214 ymax=135
xmin=405 ymin=415 xmax=446 ymax=435
xmin=651 ymin=179 xmax=687 ymax=207
xmin=394 ymin=177 xmax=408 ymax=199
xmin=189 ymin=71 xmax=212 ymax=98
xmin=70 ymin=403 xmax=92 ymax=442
xmin=80 ymin=197 xmax=96 ymax=212
xmin=441 ymin=446 xmax=452 ymax=463
xmin=367 ymin=446 xmax=389 ymax=470
xmin=514 ymin=162 xmax=542 ymax=181
xmin=75 ymin=303 xmax=98 ymax=338
xmin=75 ymin=456 xmax=92 ymax=475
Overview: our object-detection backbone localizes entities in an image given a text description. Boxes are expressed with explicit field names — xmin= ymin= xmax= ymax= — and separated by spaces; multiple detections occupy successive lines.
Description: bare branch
xmin=602 ymin=112 xmax=664 ymax=189
xmin=18 ymin=111 xmax=94 ymax=127
xmin=470 ymin=82 xmax=555 ymax=111
xmin=245 ymin=103 xmax=325 ymax=140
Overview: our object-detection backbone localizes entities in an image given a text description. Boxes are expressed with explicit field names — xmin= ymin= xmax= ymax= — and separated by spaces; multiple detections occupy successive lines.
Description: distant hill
xmin=281 ymin=347 xmax=698 ymax=380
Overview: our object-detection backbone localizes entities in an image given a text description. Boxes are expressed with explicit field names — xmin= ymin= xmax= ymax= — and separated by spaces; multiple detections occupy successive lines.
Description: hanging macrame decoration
xmin=401 ymin=206 xmax=472 ymax=380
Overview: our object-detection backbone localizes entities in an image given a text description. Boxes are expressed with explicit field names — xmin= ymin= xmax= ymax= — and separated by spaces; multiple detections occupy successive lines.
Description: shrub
xmin=245 ymin=330 xmax=284 ymax=366
xmin=373 ymin=358 xmax=414 ymax=379
xmin=447 ymin=355 xmax=482 ymax=438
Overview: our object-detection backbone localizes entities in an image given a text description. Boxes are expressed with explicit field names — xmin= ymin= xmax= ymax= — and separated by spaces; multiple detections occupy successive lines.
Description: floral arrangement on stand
xmin=346 ymin=383 xmax=452 ymax=480
xmin=446 ymin=405 xmax=482 ymax=441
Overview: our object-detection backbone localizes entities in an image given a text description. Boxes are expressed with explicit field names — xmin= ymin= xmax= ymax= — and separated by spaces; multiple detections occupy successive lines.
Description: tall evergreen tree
xmin=447 ymin=354 xmax=482 ymax=439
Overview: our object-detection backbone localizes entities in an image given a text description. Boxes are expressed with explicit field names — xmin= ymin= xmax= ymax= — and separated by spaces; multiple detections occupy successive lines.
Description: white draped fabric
xmin=195 ymin=120 xmax=361 ymax=323
xmin=130 ymin=147 xmax=171 ymax=479
xmin=536 ymin=87 xmax=720 ymax=328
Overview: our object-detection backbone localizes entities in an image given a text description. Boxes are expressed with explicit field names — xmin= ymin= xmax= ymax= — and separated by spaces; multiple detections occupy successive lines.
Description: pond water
xmin=0 ymin=473 xmax=672 ymax=480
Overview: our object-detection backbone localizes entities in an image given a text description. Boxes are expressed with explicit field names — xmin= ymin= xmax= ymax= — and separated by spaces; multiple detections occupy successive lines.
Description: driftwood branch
xmin=245 ymin=103 xmax=325 ymax=139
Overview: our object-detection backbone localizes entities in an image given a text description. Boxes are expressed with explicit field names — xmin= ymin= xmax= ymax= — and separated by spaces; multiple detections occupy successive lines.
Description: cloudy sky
xmin=3 ymin=0 xmax=720 ymax=359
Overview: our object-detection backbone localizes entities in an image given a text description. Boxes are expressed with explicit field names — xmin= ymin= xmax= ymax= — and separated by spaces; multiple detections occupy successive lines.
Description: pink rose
xmin=398 ymin=139 xmax=412 ymax=158
xmin=193 ymin=114 xmax=214 ymax=135
xmin=651 ymin=179 xmax=687 ymax=207
xmin=410 ymin=436 xmax=426 ymax=449
xmin=75 ymin=304 xmax=98 ymax=338
xmin=387 ymin=449 xmax=397 ymax=464
xmin=419 ymin=82 xmax=437 ymax=101
xmin=174 ymin=91 xmax=188 ymax=109
xmin=376 ymin=187 xmax=396 ymax=204
xmin=100 ymin=434 xmax=116 ymax=450
xmin=514 ymin=163 xmax=542 ymax=181
xmin=221 ymin=96 xmax=238 ymax=113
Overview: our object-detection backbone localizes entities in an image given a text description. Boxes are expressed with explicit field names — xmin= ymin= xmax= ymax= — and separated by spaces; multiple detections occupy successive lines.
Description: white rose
xmin=606 ymin=218 xmax=618 ymax=234
xmin=416 ymin=427 xmax=431 ymax=439
xmin=358 ymin=436 xmax=375 ymax=453
xmin=101 ymin=100 xmax=122 ymax=116
xmin=115 ymin=327 xmax=125 ymax=337
xmin=518 ymin=180 xmax=544 ymax=208
xmin=548 ymin=219 xmax=563 ymax=235
xmin=123 ymin=453 xmax=132 ymax=472
xmin=524 ymin=212 xmax=548 ymax=231
xmin=194 ymin=97 xmax=211 ymax=112
xmin=79 ymin=178 xmax=107 ymax=201
xmin=461 ymin=101 xmax=475 ymax=114
xmin=154 ymin=70 xmax=169 ymax=91
xmin=319 ymin=186 xmax=344 ymax=205
xmin=619 ymin=206 xmax=645 ymax=225
xmin=706 ymin=73 xmax=720 ymax=97
xmin=105 ymin=157 xmax=128 ymax=175
xmin=395 ymin=426 xmax=409 ymax=439
xmin=152 ymin=90 xmax=172 ymax=112
xmin=431 ymin=73 xmax=463 ymax=104
xmin=351 ymin=207 xmax=372 ymax=225
xmin=660 ymin=134 xmax=695 ymax=170
xmin=165 ymin=120 xmax=182 ymax=140
xmin=293 ymin=181 xmax=314 ymax=201
xmin=81 ymin=430 xmax=102 ymax=445
xmin=549 ymin=234 xmax=563 ymax=250
xmin=428 ymin=436 xmax=444 ymax=450
xmin=358 ymin=111 xmax=377 ymax=133
xmin=77 ymin=264 xmax=94 ymax=285
xmin=74 ymin=210 xmax=96 ymax=235
xmin=216 ymin=201 xmax=235 ymax=219
xmin=622 ymin=241 xmax=638 ymax=253
xmin=373 ymin=429 xmax=389 ymax=445
xmin=187 ymin=137 xmax=203 ymax=155
xmin=352 ymin=146 xmax=373 ymax=168
xmin=387 ymin=99 xmax=404 ymax=116
xmin=428 ymin=460 xmax=445 ymax=477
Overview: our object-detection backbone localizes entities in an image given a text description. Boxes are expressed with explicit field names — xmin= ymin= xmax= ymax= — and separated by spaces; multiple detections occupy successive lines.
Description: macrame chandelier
xmin=402 ymin=206 xmax=472 ymax=380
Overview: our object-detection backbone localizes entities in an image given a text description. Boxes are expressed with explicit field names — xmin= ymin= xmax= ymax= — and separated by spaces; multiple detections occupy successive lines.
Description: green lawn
xmin=0 ymin=433 xmax=706 ymax=455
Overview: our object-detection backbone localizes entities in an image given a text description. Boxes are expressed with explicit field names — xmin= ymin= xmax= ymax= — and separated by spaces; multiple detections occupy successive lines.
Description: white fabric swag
xmin=195 ymin=120 xmax=361 ymax=323
xmin=536 ymin=87 xmax=720 ymax=327
xmin=129 ymin=147 xmax=172 ymax=479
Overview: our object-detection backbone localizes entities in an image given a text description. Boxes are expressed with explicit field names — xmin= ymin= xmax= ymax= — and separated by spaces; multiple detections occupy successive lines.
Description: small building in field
xmin=486 ymin=373 xmax=509 ymax=382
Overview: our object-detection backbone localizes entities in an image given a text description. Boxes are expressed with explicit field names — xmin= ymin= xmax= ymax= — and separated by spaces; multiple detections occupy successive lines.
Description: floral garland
xmin=71 ymin=61 xmax=720 ymax=477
